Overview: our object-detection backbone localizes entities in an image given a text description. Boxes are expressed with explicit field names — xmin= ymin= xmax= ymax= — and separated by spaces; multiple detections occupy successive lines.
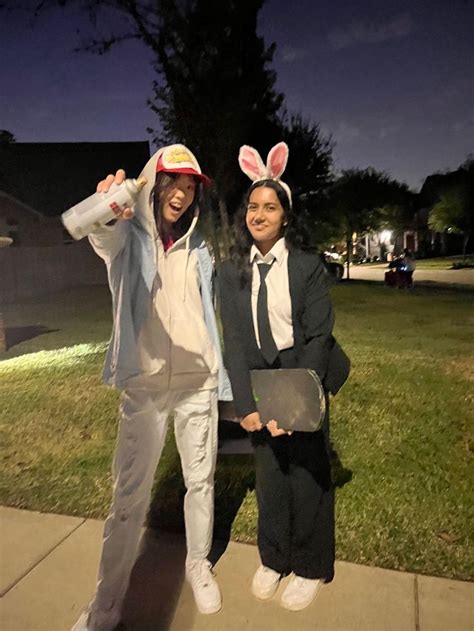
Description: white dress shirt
xmin=250 ymin=238 xmax=294 ymax=351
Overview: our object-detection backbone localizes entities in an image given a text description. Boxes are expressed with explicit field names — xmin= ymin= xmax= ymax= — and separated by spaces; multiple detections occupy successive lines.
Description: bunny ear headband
xmin=238 ymin=141 xmax=292 ymax=207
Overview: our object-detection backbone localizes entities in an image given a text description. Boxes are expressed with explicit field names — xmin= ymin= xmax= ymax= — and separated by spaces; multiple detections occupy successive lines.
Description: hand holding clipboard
xmin=250 ymin=368 xmax=326 ymax=433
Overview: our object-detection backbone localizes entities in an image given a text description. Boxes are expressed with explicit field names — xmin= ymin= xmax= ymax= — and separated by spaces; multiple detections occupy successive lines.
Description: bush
xmin=451 ymin=262 xmax=474 ymax=269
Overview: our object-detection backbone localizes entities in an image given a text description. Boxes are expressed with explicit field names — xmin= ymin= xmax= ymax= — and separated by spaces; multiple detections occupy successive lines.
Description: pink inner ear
xmin=240 ymin=157 xmax=260 ymax=178
xmin=267 ymin=142 xmax=289 ymax=178
xmin=239 ymin=146 xmax=265 ymax=180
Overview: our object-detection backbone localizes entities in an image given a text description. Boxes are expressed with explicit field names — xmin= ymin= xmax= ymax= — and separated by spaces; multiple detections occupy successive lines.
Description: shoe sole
xmin=196 ymin=602 xmax=222 ymax=615
xmin=251 ymin=581 xmax=281 ymax=601
xmin=281 ymin=585 xmax=322 ymax=611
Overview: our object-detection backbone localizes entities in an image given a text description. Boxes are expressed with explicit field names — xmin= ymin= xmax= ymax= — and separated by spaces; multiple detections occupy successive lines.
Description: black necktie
xmin=257 ymin=262 xmax=279 ymax=365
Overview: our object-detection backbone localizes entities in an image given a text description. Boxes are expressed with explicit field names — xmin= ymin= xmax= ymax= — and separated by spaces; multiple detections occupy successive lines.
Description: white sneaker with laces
xmin=186 ymin=559 xmax=222 ymax=615
xmin=251 ymin=565 xmax=282 ymax=600
xmin=280 ymin=574 xmax=322 ymax=611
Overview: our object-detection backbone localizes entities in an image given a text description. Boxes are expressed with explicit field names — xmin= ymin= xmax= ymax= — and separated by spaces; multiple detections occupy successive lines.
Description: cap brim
xmin=157 ymin=166 xmax=212 ymax=187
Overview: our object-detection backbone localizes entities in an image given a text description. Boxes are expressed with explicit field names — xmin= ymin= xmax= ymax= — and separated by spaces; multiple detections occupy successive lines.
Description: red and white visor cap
xmin=155 ymin=144 xmax=211 ymax=186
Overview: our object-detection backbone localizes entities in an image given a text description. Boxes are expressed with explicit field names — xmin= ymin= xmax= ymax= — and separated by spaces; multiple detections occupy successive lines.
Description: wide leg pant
xmin=250 ymin=344 xmax=335 ymax=582
xmin=251 ymin=420 xmax=335 ymax=581
xmin=91 ymin=387 xmax=218 ymax=617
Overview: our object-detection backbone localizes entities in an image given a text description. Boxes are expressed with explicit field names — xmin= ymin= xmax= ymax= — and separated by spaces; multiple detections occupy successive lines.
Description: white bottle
xmin=61 ymin=177 xmax=147 ymax=240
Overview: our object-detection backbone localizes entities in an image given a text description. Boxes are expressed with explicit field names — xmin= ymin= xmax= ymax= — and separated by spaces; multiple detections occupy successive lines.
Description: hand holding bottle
xmin=62 ymin=169 xmax=147 ymax=240
xmin=97 ymin=169 xmax=136 ymax=220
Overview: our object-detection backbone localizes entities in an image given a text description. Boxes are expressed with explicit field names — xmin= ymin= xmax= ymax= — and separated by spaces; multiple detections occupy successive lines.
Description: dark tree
xmin=278 ymin=112 xmax=333 ymax=200
xmin=428 ymin=163 xmax=474 ymax=260
xmin=0 ymin=130 xmax=16 ymax=144
xmin=421 ymin=155 xmax=474 ymax=258
xmin=146 ymin=0 xmax=283 ymax=258
xmin=10 ymin=0 xmax=284 ymax=259
xmin=275 ymin=112 xmax=334 ymax=247
xmin=329 ymin=168 xmax=411 ymax=279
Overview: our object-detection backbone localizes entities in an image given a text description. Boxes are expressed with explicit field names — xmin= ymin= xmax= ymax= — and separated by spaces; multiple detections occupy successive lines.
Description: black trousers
xmin=250 ymin=348 xmax=335 ymax=581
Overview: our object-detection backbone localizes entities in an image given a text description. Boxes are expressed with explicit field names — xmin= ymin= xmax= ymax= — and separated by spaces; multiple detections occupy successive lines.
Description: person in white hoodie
xmin=73 ymin=144 xmax=232 ymax=631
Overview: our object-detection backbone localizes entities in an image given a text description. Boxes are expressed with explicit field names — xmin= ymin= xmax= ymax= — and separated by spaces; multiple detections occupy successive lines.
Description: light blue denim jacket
xmin=100 ymin=217 xmax=232 ymax=400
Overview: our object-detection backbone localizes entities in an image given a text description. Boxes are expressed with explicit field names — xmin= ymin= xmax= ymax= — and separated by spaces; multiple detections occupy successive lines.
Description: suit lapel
xmin=288 ymin=250 xmax=304 ymax=318
xmin=237 ymin=270 xmax=259 ymax=350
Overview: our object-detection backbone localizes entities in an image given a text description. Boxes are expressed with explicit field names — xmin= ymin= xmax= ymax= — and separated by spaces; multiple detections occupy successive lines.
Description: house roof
xmin=0 ymin=141 xmax=150 ymax=216
xmin=0 ymin=190 xmax=44 ymax=220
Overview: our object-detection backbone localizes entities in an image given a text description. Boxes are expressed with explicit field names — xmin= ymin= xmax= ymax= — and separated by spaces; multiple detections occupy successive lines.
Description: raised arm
xmin=88 ymin=169 xmax=136 ymax=265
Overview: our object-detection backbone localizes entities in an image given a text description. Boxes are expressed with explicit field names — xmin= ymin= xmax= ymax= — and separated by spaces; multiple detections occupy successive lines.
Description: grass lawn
xmin=1 ymin=283 xmax=473 ymax=581
xmin=415 ymin=256 xmax=474 ymax=269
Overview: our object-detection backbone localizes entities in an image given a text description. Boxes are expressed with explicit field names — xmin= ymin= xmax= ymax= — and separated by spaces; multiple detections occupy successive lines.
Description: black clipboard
xmin=250 ymin=368 xmax=326 ymax=432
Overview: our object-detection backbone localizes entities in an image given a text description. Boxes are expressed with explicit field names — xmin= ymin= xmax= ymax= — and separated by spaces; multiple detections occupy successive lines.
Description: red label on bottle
xmin=109 ymin=201 xmax=122 ymax=216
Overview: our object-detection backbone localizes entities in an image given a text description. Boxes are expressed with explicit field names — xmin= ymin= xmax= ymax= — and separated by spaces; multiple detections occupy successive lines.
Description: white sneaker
xmin=281 ymin=574 xmax=322 ymax=611
xmin=251 ymin=565 xmax=282 ymax=600
xmin=186 ymin=559 xmax=222 ymax=615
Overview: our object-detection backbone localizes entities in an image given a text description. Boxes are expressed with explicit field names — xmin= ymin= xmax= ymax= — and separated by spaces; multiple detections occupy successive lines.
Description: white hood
xmin=133 ymin=147 xmax=200 ymax=240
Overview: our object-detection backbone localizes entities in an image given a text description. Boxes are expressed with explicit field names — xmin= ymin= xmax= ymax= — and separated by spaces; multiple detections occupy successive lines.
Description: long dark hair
xmin=230 ymin=179 xmax=309 ymax=286
xmin=152 ymin=171 xmax=202 ymax=240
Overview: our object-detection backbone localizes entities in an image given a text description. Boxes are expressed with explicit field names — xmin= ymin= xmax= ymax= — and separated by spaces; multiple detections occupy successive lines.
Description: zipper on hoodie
xmin=156 ymin=240 xmax=173 ymax=391
xmin=151 ymin=209 xmax=200 ymax=389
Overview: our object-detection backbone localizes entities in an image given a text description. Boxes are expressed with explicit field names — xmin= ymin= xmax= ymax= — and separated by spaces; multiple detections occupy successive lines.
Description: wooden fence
xmin=0 ymin=243 xmax=107 ymax=304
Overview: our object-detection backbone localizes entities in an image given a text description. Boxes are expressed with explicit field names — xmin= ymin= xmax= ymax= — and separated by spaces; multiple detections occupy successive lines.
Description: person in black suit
xmin=218 ymin=142 xmax=349 ymax=612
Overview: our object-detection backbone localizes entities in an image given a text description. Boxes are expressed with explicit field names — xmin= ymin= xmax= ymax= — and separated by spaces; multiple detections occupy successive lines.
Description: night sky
xmin=1 ymin=0 xmax=473 ymax=191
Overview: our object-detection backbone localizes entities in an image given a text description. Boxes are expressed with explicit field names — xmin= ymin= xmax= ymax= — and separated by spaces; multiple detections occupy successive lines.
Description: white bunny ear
xmin=238 ymin=145 xmax=266 ymax=181
xmin=266 ymin=142 xmax=289 ymax=179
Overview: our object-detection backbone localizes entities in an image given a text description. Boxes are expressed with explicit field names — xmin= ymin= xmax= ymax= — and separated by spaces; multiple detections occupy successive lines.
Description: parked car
xmin=325 ymin=260 xmax=344 ymax=280
xmin=321 ymin=252 xmax=344 ymax=280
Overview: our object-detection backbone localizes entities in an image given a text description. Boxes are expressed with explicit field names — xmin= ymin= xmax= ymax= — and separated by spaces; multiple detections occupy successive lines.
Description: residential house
xmin=0 ymin=141 xmax=150 ymax=245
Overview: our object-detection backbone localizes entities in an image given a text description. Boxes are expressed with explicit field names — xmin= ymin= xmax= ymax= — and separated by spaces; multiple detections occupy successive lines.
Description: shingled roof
xmin=0 ymin=141 xmax=150 ymax=217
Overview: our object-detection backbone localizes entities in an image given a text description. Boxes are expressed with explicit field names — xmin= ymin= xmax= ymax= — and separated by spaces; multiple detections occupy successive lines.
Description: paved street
xmin=344 ymin=264 xmax=474 ymax=287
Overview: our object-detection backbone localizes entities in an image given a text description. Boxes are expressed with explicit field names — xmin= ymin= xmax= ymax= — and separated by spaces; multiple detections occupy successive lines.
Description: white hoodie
xmin=129 ymin=213 xmax=219 ymax=392
xmin=89 ymin=170 xmax=218 ymax=393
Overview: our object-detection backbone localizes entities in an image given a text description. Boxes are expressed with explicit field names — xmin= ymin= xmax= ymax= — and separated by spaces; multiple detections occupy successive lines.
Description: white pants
xmin=92 ymin=387 xmax=218 ymax=617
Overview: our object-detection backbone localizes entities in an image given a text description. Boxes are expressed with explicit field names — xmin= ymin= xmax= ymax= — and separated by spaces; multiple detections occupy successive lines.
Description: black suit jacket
xmin=219 ymin=249 xmax=350 ymax=418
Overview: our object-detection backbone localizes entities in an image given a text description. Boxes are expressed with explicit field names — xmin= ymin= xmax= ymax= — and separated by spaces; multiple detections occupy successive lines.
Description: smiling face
xmin=159 ymin=173 xmax=197 ymax=232
xmin=246 ymin=185 xmax=287 ymax=254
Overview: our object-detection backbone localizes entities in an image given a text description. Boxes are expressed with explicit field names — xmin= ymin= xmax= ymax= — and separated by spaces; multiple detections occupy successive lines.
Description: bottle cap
xmin=135 ymin=176 xmax=148 ymax=190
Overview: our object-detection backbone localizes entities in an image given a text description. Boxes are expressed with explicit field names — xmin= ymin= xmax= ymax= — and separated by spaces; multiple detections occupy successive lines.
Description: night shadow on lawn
xmin=5 ymin=325 xmax=59 ymax=350
xmin=330 ymin=441 xmax=353 ymax=488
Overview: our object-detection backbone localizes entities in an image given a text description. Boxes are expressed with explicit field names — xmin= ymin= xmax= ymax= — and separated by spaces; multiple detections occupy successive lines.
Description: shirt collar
xmin=250 ymin=238 xmax=287 ymax=266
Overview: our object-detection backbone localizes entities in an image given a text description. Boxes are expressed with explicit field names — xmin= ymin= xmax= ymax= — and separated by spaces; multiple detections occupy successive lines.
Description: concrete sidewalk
xmin=1 ymin=507 xmax=472 ymax=631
